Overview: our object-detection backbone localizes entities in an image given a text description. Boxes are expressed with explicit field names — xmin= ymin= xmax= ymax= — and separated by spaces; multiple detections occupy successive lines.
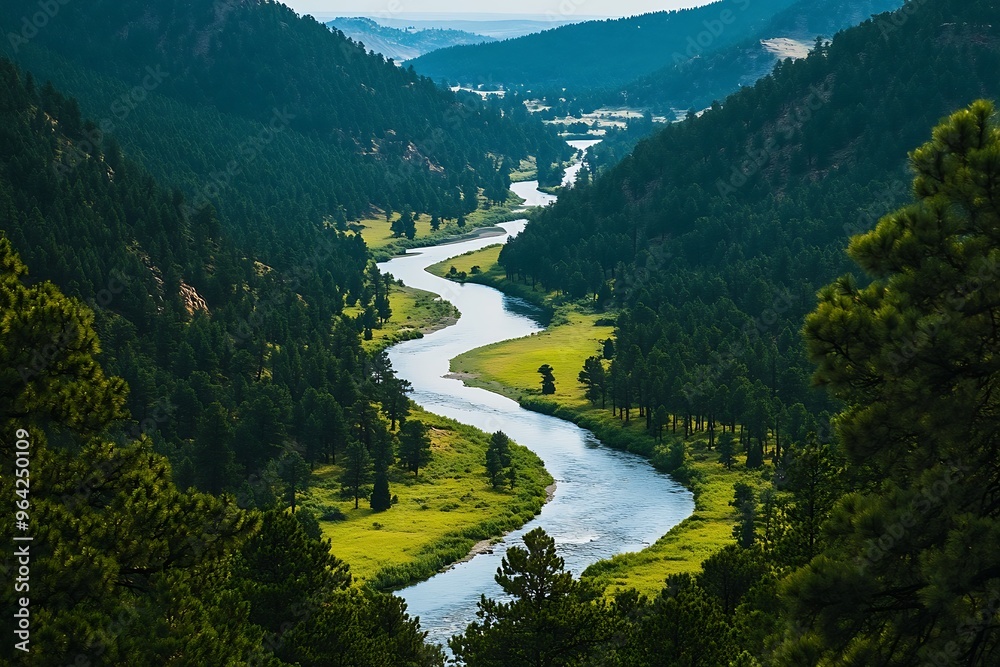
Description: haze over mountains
xmin=409 ymin=0 xmax=804 ymax=91
xmin=327 ymin=17 xmax=494 ymax=62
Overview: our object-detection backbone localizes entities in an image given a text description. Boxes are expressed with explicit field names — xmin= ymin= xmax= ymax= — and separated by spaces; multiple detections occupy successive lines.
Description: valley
xmin=2 ymin=0 xmax=999 ymax=664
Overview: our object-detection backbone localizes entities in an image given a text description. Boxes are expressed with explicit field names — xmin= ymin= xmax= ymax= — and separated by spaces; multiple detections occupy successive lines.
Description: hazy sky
xmin=284 ymin=0 xmax=712 ymax=20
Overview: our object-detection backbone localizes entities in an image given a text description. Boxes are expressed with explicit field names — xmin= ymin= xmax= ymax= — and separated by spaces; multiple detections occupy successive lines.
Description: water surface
xmin=379 ymin=180 xmax=694 ymax=650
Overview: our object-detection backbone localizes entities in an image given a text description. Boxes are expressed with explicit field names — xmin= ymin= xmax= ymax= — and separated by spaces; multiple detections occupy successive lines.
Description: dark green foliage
xmin=398 ymin=419 xmax=433 ymax=477
xmin=485 ymin=431 xmax=514 ymax=489
xmin=717 ymin=431 xmax=736 ymax=469
xmin=777 ymin=99 xmax=1000 ymax=665
xmin=449 ymin=528 xmax=612 ymax=666
xmin=537 ymin=364 xmax=556 ymax=395
xmin=278 ymin=451 xmax=312 ymax=513
xmin=295 ymin=507 xmax=322 ymax=540
xmin=732 ymin=483 xmax=757 ymax=549
xmin=342 ymin=440 xmax=374 ymax=510
xmin=578 ymin=355 xmax=606 ymax=407
xmin=369 ymin=435 xmax=394 ymax=512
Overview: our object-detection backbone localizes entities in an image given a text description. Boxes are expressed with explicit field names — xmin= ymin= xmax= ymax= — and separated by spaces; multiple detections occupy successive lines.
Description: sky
xmin=283 ymin=0 xmax=713 ymax=21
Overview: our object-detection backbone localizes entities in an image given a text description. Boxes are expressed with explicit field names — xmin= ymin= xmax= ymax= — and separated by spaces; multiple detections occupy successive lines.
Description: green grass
xmin=349 ymin=190 xmax=526 ymax=260
xmin=509 ymin=157 xmax=537 ymax=182
xmin=427 ymin=248 xmax=769 ymax=597
xmin=427 ymin=245 xmax=558 ymax=320
xmin=581 ymin=444 xmax=769 ymax=598
xmin=450 ymin=308 xmax=613 ymax=410
xmin=302 ymin=407 xmax=553 ymax=591
xmin=344 ymin=282 xmax=459 ymax=354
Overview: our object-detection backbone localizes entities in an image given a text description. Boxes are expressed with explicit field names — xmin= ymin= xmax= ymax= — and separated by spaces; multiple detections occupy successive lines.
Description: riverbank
xmin=427 ymin=246 xmax=760 ymax=597
xmin=344 ymin=282 xmax=460 ymax=354
xmin=355 ymin=190 xmax=526 ymax=262
xmin=303 ymin=405 xmax=553 ymax=591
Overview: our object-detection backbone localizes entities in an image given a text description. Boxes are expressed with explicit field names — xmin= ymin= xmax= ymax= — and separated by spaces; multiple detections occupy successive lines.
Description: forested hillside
xmin=613 ymin=0 xmax=902 ymax=113
xmin=0 ymin=55 xmax=423 ymax=510
xmin=445 ymin=0 xmax=1000 ymax=663
xmin=409 ymin=0 xmax=800 ymax=92
xmin=0 ymin=60 xmax=447 ymax=664
xmin=583 ymin=0 xmax=903 ymax=171
xmin=0 ymin=0 xmax=567 ymax=257
xmin=501 ymin=0 xmax=1000 ymax=465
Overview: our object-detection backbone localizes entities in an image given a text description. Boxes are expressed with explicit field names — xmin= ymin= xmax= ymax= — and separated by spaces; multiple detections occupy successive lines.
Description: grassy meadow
xmin=344 ymin=282 xmax=459 ymax=354
xmin=427 ymin=246 xmax=769 ymax=596
xmin=302 ymin=406 xmax=552 ymax=590
xmin=352 ymin=190 xmax=525 ymax=260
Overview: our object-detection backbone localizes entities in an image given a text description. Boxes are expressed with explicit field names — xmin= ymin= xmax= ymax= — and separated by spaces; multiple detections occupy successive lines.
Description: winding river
xmin=378 ymin=141 xmax=694 ymax=650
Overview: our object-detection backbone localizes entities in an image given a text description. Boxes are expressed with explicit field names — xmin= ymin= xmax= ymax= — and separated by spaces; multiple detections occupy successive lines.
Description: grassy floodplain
xmin=314 ymin=243 xmax=553 ymax=591
xmin=343 ymin=282 xmax=460 ymax=354
xmin=427 ymin=245 xmax=769 ymax=597
xmin=352 ymin=189 xmax=525 ymax=260
xmin=302 ymin=406 xmax=552 ymax=591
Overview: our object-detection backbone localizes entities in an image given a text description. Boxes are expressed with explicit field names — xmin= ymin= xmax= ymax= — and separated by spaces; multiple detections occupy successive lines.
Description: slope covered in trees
xmin=0 ymin=57 xmax=419 ymax=519
xmin=409 ymin=0 xmax=800 ymax=92
xmin=501 ymin=0 xmax=1000 ymax=458
xmin=583 ymin=0 xmax=903 ymax=171
xmin=0 ymin=0 xmax=566 ymax=260
xmin=446 ymin=95 xmax=1000 ymax=667
xmin=0 ymin=235 xmax=443 ymax=665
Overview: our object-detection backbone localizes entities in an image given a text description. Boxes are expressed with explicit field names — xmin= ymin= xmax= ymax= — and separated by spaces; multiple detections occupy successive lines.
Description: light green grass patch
xmin=302 ymin=407 xmax=552 ymax=590
xmin=429 ymin=247 xmax=769 ymax=596
xmin=450 ymin=309 xmax=612 ymax=409
xmin=350 ymin=190 xmax=525 ymax=259
xmin=344 ymin=282 xmax=459 ymax=354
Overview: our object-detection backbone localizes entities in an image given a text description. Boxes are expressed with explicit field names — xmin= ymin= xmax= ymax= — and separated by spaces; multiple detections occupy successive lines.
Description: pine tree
xmin=340 ymin=440 xmax=373 ymax=509
xmin=779 ymin=100 xmax=1000 ymax=666
xmin=398 ymin=419 xmax=432 ymax=477
xmin=369 ymin=432 xmax=394 ymax=512
xmin=485 ymin=430 xmax=513 ymax=488
xmin=538 ymin=364 xmax=557 ymax=395
xmin=450 ymin=528 xmax=611 ymax=666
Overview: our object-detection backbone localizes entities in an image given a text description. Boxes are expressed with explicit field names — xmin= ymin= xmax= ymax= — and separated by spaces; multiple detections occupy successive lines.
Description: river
xmin=377 ymin=144 xmax=694 ymax=651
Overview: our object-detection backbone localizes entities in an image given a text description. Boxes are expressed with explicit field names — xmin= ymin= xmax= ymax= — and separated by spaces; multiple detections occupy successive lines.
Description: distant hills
xmin=328 ymin=17 xmax=494 ymax=62
xmin=408 ymin=0 xmax=802 ymax=91
xmin=607 ymin=0 xmax=904 ymax=113
xmin=358 ymin=16 xmax=597 ymax=40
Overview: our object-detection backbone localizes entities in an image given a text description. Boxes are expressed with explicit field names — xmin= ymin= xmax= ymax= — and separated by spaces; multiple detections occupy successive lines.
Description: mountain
xmin=501 ymin=0 xmax=1000 ymax=443
xmin=0 ymin=57 xmax=445 ymax=665
xmin=0 ymin=0 xmax=566 ymax=259
xmin=584 ymin=0 xmax=904 ymax=170
xmin=408 ymin=0 xmax=801 ymax=92
xmin=613 ymin=0 xmax=903 ymax=112
xmin=355 ymin=16 xmax=601 ymax=39
xmin=327 ymin=17 xmax=494 ymax=62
